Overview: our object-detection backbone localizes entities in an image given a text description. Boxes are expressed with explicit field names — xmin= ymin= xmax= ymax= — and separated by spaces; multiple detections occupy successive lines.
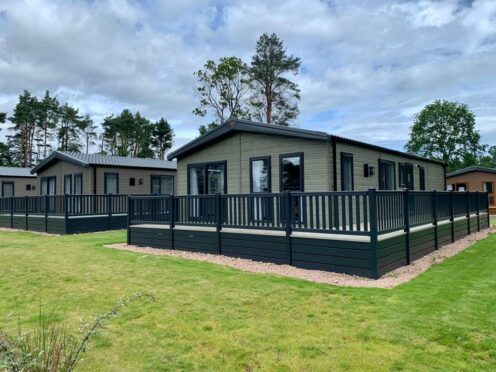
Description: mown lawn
xmin=0 ymin=230 xmax=495 ymax=371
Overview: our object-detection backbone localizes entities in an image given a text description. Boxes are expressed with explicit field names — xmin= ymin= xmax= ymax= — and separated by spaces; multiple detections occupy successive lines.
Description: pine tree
xmin=151 ymin=118 xmax=174 ymax=160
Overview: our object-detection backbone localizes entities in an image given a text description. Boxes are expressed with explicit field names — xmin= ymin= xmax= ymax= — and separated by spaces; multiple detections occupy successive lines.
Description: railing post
xmin=466 ymin=190 xmax=471 ymax=235
xmin=25 ymin=195 xmax=28 ymax=230
xmin=127 ymin=195 xmax=131 ymax=245
xmin=45 ymin=194 xmax=49 ymax=233
xmin=368 ymin=188 xmax=379 ymax=279
xmin=10 ymin=195 xmax=14 ymax=228
xmin=487 ymin=192 xmax=490 ymax=228
xmin=476 ymin=191 xmax=480 ymax=232
xmin=216 ymin=193 xmax=222 ymax=254
xmin=169 ymin=194 xmax=175 ymax=250
xmin=64 ymin=194 xmax=69 ymax=220
xmin=108 ymin=194 xmax=112 ymax=230
xmin=432 ymin=190 xmax=438 ymax=250
xmin=284 ymin=191 xmax=292 ymax=266
xmin=403 ymin=189 xmax=410 ymax=265
xmin=450 ymin=190 xmax=455 ymax=242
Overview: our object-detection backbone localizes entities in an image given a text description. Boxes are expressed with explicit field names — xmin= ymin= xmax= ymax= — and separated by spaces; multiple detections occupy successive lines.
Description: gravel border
xmin=105 ymin=227 xmax=493 ymax=288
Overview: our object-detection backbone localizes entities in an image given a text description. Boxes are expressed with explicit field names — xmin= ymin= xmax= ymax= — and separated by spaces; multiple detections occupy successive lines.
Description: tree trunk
xmin=266 ymin=86 xmax=272 ymax=124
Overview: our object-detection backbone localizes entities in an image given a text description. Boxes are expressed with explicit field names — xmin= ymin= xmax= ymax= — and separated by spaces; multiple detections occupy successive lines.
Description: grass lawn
xmin=1 ymin=230 xmax=496 ymax=371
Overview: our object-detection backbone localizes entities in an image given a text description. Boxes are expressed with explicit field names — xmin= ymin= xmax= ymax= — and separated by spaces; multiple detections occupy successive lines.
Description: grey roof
xmin=167 ymin=118 xmax=445 ymax=166
xmin=31 ymin=151 xmax=177 ymax=174
xmin=447 ymin=166 xmax=496 ymax=178
xmin=0 ymin=167 xmax=36 ymax=177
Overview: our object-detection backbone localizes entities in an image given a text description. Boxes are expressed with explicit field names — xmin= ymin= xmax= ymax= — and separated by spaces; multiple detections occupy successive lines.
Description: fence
xmin=128 ymin=190 xmax=490 ymax=278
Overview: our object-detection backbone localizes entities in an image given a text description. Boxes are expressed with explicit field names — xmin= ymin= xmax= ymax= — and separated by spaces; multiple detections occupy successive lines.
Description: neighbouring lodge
xmin=447 ymin=166 xmax=496 ymax=214
xmin=167 ymin=119 xmax=446 ymax=195
xmin=0 ymin=167 xmax=38 ymax=197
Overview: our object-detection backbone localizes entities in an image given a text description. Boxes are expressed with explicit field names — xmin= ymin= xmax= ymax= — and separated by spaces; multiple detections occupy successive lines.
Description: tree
xmin=36 ymin=90 xmax=59 ymax=159
xmin=8 ymin=90 xmax=38 ymax=167
xmin=249 ymin=33 xmax=301 ymax=125
xmin=79 ymin=114 xmax=98 ymax=154
xmin=193 ymin=57 xmax=251 ymax=134
xmin=0 ymin=142 xmax=16 ymax=166
xmin=478 ymin=145 xmax=496 ymax=168
xmin=151 ymin=118 xmax=174 ymax=160
xmin=58 ymin=103 xmax=83 ymax=152
xmin=405 ymin=100 xmax=482 ymax=172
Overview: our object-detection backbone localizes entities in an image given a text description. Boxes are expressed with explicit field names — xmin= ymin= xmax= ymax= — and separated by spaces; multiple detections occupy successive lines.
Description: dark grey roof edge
xmin=330 ymin=135 xmax=446 ymax=166
xmin=0 ymin=167 xmax=37 ymax=177
xmin=167 ymin=118 xmax=328 ymax=160
xmin=31 ymin=152 xmax=89 ymax=174
xmin=446 ymin=165 xmax=496 ymax=177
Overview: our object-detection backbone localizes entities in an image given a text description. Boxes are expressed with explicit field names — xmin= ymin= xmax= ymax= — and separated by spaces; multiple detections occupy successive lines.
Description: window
xmin=419 ymin=166 xmax=426 ymax=191
xmin=379 ymin=160 xmax=395 ymax=190
xmin=129 ymin=177 xmax=136 ymax=186
xmin=484 ymin=181 xmax=493 ymax=193
xmin=104 ymin=173 xmax=119 ymax=194
xmin=40 ymin=176 xmax=56 ymax=195
xmin=26 ymin=184 xmax=32 ymax=191
xmin=74 ymin=174 xmax=83 ymax=194
xmin=456 ymin=183 xmax=466 ymax=191
xmin=188 ymin=162 xmax=226 ymax=195
xmin=447 ymin=184 xmax=453 ymax=191
xmin=280 ymin=153 xmax=304 ymax=191
xmin=64 ymin=175 xmax=72 ymax=195
xmin=399 ymin=163 xmax=414 ymax=190
xmin=250 ymin=156 xmax=271 ymax=193
xmin=151 ymin=175 xmax=174 ymax=194
xmin=2 ymin=182 xmax=14 ymax=197
xmin=340 ymin=153 xmax=354 ymax=191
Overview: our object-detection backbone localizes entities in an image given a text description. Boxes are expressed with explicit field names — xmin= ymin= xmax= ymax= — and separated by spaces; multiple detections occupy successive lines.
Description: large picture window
xmin=104 ymin=173 xmax=119 ymax=194
xmin=399 ymin=163 xmax=414 ymax=190
xmin=379 ymin=160 xmax=395 ymax=190
xmin=250 ymin=156 xmax=271 ymax=193
xmin=280 ymin=153 xmax=303 ymax=191
xmin=188 ymin=162 xmax=227 ymax=195
xmin=340 ymin=153 xmax=354 ymax=191
xmin=151 ymin=175 xmax=174 ymax=195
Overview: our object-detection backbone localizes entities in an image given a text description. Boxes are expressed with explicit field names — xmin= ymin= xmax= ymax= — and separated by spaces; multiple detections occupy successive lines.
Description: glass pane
xmin=281 ymin=156 xmax=301 ymax=191
xmin=161 ymin=177 xmax=174 ymax=194
xmin=2 ymin=183 xmax=14 ymax=197
xmin=41 ymin=179 xmax=48 ymax=195
xmin=64 ymin=176 xmax=72 ymax=194
xmin=48 ymin=178 xmax=56 ymax=195
xmin=106 ymin=174 xmax=118 ymax=194
xmin=74 ymin=175 xmax=82 ymax=194
xmin=151 ymin=177 xmax=161 ymax=194
xmin=252 ymin=159 xmax=270 ymax=192
xmin=189 ymin=167 xmax=204 ymax=195
xmin=341 ymin=155 xmax=353 ymax=191
xmin=207 ymin=164 xmax=225 ymax=194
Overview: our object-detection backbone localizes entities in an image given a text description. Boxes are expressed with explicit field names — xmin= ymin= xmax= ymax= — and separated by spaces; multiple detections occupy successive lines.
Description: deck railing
xmin=129 ymin=190 xmax=489 ymax=236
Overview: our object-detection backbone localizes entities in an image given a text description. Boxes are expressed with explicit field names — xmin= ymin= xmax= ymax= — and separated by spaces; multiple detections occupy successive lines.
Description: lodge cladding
xmin=31 ymin=151 xmax=177 ymax=196
xmin=0 ymin=167 xmax=38 ymax=197
xmin=167 ymin=118 xmax=446 ymax=196
xmin=446 ymin=166 xmax=496 ymax=215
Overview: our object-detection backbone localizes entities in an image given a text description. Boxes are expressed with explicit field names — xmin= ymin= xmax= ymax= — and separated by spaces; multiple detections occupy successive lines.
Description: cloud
xmin=0 ymin=0 xmax=495 ymax=154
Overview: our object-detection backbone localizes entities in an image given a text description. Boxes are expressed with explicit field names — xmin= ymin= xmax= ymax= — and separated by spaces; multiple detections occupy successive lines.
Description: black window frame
xmin=378 ymin=159 xmax=396 ymax=190
xmin=73 ymin=173 xmax=83 ymax=194
xmin=26 ymin=184 xmax=32 ymax=191
xmin=64 ymin=174 xmax=72 ymax=195
xmin=40 ymin=176 xmax=56 ymax=195
xmin=104 ymin=172 xmax=119 ymax=194
xmin=484 ymin=181 xmax=493 ymax=193
xmin=340 ymin=152 xmax=354 ymax=191
xmin=1 ymin=181 xmax=15 ymax=197
xmin=418 ymin=166 xmax=426 ymax=191
xmin=279 ymin=152 xmax=304 ymax=192
xmin=250 ymin=156 xmax=272 ymax=193
xmin=129 ymin=177 xmax=136 ymax=187
xmin=398 ymin=162 xmax=414 ymax=190
xmin=150 ymin=175 xmax=175 ymax=195
xmin=187 ymin=161 xmax=227 ymax=195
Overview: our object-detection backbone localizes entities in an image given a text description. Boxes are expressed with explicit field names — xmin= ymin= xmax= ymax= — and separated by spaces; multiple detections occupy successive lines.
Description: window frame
xmin=418 ymin=165 xmax=426 ymax=191
xmin=340 ymin=152 xmax=354 ymax=191
xmin=64 ymin=174 xmax=72 ymax=195
xmin=73 ymin=173 xmax=83 ymax=194
xmin=40 ymin=176 xmax=56 ymax=195
xmin=378 ymin=159 xmax=396 ymax=190
xmin=398 ymin=162 xmax=414 ymax=190
xmin=1 ymin=181 xmax=15 ymax=197
xmin=150 ymin=175 xmax=175 ymax=195
xmin=187 ymin=161 xmax=227 ymax=195
xmin=249 ymin=156 xmax=272 ymax=193
xmin=279 ymin=152 xmax=304 ymax=192
xmin=484 ymin=181 xmax=493 ymax=193
xmin=104 ymin=172 xmax=119 ymax=194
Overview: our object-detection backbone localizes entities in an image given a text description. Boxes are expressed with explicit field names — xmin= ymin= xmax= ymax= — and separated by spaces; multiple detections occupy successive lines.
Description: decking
xmin=128 ymin=190 xmax=490 ymax=279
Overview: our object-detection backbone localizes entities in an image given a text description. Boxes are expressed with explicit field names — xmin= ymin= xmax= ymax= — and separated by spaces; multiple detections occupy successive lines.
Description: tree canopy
xmin=405 ymin=100 xmax=483 ymax=172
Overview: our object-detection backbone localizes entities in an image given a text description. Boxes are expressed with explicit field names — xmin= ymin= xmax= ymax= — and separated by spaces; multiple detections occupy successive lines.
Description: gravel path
xmin=105 ymin=227 xmax=493 ymax=288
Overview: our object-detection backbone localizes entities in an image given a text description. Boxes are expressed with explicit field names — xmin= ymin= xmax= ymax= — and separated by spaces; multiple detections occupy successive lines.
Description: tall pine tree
xmin=151 ymin=118 xmax=174 ymax=160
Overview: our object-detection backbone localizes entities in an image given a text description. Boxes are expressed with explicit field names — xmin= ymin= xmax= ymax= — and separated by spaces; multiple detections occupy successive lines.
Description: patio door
xmin=188 ymin=162 xmax=226 ymax=220
xmin=250 ymin=156 xmax=272 ymax=222
xmin=280 ymin=153 xmax=304 ymax=223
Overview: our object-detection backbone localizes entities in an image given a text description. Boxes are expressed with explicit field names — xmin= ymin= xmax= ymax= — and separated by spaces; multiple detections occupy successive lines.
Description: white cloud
xmin=0 ymin=0 xmax=495 ymax=154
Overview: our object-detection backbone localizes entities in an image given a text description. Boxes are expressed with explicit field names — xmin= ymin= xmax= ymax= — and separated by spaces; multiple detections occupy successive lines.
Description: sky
xmin=0 ymin=0 xmax=495 ymax=155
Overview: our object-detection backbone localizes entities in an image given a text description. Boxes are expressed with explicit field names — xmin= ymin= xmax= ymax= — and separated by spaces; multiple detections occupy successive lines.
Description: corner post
xmin=10 ymin=195 xmax=14 ymax=228
xmin=108 ymin=193 xmax=112 ymax=230
xmin=127 ymin=195 xmax=131 ymax=245
xmin=216 ymin=193 xmax=222 ymax=255
xmin=466 ymin=190 xmax=471 ymax=235
xmin=169 ymin=194 xmax=175 ymax=250
xmin=403 ymin=189 xmax=410 ymax=265
xmin=284 ymin=191 xmax=292 ymax=266
xmin=45 ymin=194 xmax=49 ymax=233
xmin=450 ymin=190 xmax=455 ymax=242
xmin=64 ymin=194 xmax=69 ymax=234
xmin=476 ymin=191 xmax=480 ymax=232
xmin=487 ymin=192 xmax=491 ymax=229
xmin=25 ymin=195 xmax=28 ymax=230
xmin=368 ymin=188 xmax=379 ymax=279
xmin=432 ymin=190 xmax=438 ymax=250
